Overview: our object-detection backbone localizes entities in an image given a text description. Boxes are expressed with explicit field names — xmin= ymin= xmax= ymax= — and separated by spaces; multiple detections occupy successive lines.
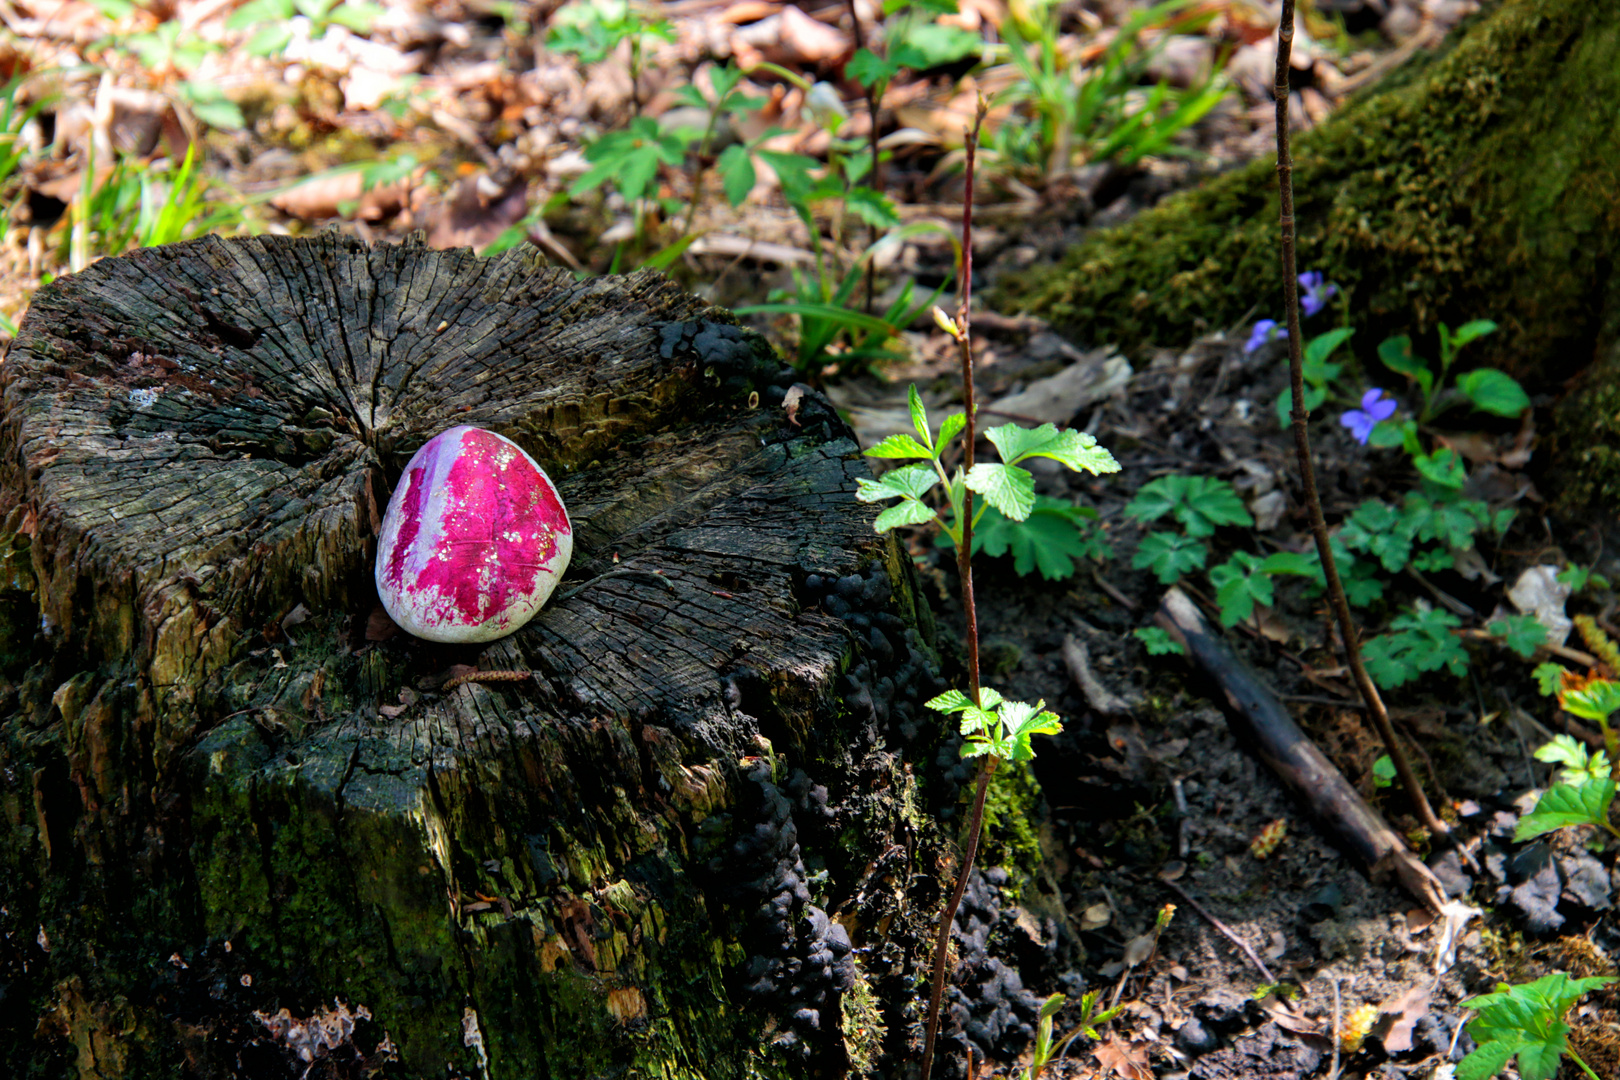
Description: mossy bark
xmin=997 ymin=0 xmax=1620 ymax=508
xmin=0 ymin=234 xmax=967 ymax=1079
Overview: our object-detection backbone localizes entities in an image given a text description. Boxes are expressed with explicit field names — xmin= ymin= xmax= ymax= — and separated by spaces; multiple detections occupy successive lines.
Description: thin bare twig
xmin=1273 ymin=0 xmax=1448 ymax=837
xmin=1159 ymin=878 xmax=1276 ymax=983
xmin=919 ymin=95 xmax=990 ymax=1080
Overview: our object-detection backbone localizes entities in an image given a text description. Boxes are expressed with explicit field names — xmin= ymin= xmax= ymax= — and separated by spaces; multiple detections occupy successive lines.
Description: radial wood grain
xmin=0 ymin=234 xmax=951 ymax=1080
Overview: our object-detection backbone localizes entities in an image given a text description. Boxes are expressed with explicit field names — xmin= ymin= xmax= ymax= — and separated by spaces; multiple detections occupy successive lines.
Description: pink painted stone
xmin=375 ymin=426 xmax=573 ymax=643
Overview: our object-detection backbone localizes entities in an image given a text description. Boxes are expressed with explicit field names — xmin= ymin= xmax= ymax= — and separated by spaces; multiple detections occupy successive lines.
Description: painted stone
xmin=375 ymin=426 xmax=573 ymax=643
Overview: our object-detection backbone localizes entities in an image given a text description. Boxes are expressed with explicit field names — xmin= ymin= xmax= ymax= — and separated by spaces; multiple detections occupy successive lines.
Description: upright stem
xmin=919 ymin=96 xmax=989 ymax=1080
xmin=1273 ymin=1 xmax=1447 ymax=837
xmin=847 ymin=0 xmax=883 ymax=313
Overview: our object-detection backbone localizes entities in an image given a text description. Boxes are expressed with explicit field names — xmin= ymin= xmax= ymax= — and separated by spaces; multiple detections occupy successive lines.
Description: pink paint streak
xmin=376 ymin=426 xmax=572 ymax=640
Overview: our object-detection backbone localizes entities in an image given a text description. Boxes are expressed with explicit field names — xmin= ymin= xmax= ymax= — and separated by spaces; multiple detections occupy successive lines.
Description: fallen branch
xmin=1156 ymin=586 xmax=1478 ymax=971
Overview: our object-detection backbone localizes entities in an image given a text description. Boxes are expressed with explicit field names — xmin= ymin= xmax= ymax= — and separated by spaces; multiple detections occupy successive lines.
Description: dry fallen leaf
xmin=1373 ymin=981 xmax=1434 ymax=1054
xmin=1093 ymin=1035 xmax=1153 ymax=1080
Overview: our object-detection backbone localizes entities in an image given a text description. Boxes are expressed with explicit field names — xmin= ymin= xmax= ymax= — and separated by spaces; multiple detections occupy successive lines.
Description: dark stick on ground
xmin=1157 ymin=588 xmax=1449 ymax=915
xmin=1272 ymin=0 xmax=1449 ymax=838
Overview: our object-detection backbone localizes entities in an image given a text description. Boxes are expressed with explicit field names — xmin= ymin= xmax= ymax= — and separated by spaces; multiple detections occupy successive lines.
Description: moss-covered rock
xmin=999 ymin=0 xmax=1620 ymax=393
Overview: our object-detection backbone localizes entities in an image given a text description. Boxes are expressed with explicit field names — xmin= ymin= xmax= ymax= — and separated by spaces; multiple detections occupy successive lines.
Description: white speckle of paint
xmin=129 ymin=388 xmax=159 ymax=409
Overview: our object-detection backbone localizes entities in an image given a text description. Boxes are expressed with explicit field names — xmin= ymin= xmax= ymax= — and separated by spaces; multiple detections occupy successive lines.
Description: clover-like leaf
xmin=1132 ymin=531 xmax=1208 ymax=585
xmin=965 ymin=462 xmax=1036 ymax=521
xmin=1487 ymin=614 xmax=1548 ymax=660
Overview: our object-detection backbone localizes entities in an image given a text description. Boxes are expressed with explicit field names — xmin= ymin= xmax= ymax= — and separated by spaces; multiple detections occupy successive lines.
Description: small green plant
xmin=1376 ymin=319 xmax=1526 ymax=424
xmin=1458 ymin=972 xmax=1616 ymax=1080
xmin=227 ymin=0 xmax=383 ymax=57
xmin=1133 ymin=626 xmax=1183 ymax=656
xmin=1022 ymin=989 xmax=1123 ymax=1080
xmin=1124 ymin=474 xmax=1252 ymax=537
xmin=65 ymin=144 xmax=247 ymax=271
xmin=856 ymin=385 xmax=1119 ymax=545
xmin=969 ymin=495 xmax=1108 ymax=580
xmin=1371 ymin=754 xmax=1396 ymax=789
xmin=994 ymin=0 xmax=1229 ymax=179
xmin=1360 ymin=605 xmax=1468 ymax=689
xmin=1273 ymin=326 xmax=1353 ymax=429
xmin=546 ymin=0 xmax=673 ymax=113
xmin=1487 ymin=614 xmax=1550 ymax=660
xmin=1535 ymin=735 xmax=1611 ymax=786
xmin=1516 ymin=734 xmax=1617 ymax=842
xmin=1558 ymin=565 xmax=1612 ymax=594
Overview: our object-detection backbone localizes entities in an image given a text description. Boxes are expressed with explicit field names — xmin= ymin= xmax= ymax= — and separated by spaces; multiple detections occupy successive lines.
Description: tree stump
xmin=0 ymin=234 xmax=957 ymax=1078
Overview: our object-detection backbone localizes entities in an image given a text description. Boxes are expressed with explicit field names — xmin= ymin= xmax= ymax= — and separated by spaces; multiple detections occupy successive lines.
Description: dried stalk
xmin=1273 ymin=0 xmax=1447 ymax=837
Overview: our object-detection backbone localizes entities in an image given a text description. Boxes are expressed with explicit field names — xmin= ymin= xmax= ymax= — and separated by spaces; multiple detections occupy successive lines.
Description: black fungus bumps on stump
xmin=0 ymin=234 xmax=960 ymax=1080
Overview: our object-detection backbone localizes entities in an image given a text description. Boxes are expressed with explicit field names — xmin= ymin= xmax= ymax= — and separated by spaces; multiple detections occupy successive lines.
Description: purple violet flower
xmin=1244 ymin=318 xmax=1286 ymax=354
xmin=1298 ymin=271 xmax=1339 ymax=317
xmin=1340 ymin=388 xmax=1398 ymax=445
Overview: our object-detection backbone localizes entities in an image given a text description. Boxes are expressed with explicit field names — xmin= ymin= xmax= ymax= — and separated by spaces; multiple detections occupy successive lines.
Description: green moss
xmin=1551 ymin=342 xmax=1620 ymax=515
xmin=977 ymin=761 xmax=1046 ymax=881
xmin=999 ymin=0 xmax=1620 ymax=396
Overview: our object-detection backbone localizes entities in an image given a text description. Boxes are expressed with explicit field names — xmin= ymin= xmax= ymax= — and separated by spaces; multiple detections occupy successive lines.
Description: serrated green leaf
xmin=1559 ymin=679 xmax=1620 ymax=723
xmin=855 ymin=464 xmax=939 ymax=504
xmin=846 ymin=186 xmax=900 ymax=229
xmin=908 ymin=383 xmax=931 ymax=449
xmin=889 ymin=23 xmax=980 ymax=68
xmin=865 ymin=433 xmax=933 ymax=460
xmin=1413 ymin=448 xmax=1467 ymax=489
xmin=872 ymin=499 xmax=936 ymax=533
xmin=965 ymin=463 xmax=1035 ymax=521
xmin=971 ymin=497 xmax=1105 ymax=580
xmin=1132 ymin=531 xmax=1208 ymax=585
xmin=1123 ymin=475 xmax=1250 ymax=536
xmin=984 ymin=423 xmax=1120 ymax=476
xmin=926 ymin=689 xmax=972 ymax=713
xmin=1209 ymin=552 xmax=1272 ymax=626
xmin=1455 ymin=1039 xmax=1520 ymax=1080
xmin=847 ymin=48 xmax=899 ymax=89
xmin=1534 ymin=663 xmax=1568 ymax=697
xmin=1513 ymin=780 xmax=1617 ymax=841
xmin=1133 ymin=627 xmax=1184 ymax=656
xmin=1362 ymin=606 xmax=1467 ymax=689
xmin=1487 ymin=614 xmax=1548 ymax=659
xmin=937 ymin=411 xmax=966 ymax=450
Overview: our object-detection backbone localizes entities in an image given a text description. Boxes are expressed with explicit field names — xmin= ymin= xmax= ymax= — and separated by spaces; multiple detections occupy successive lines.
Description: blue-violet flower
xmin=1244 ymin=319 xmax=1286 ymax=354
xmin=1340 ymin=388 xmax=1397 ymax=445
xmin=1298 ymin=271 xmax=1339 ymax=317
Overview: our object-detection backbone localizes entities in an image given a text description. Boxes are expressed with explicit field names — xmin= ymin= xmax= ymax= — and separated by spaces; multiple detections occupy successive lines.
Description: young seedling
xmin=1458 ymin=972 xmax=1616 ymax=1080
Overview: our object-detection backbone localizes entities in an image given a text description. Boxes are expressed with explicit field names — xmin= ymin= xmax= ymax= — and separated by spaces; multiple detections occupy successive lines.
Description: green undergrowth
xmin=997 ymin=0 xmax=1620 ymax=399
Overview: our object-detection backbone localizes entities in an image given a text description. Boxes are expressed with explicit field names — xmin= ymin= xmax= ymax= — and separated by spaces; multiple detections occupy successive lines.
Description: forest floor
xmin=5 ymin=1 xmax=1619 ymax=1078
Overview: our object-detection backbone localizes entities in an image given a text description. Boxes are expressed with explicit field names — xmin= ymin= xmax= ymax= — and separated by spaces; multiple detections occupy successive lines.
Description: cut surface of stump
xmin=0 ymin=234 xmax=955 ymax=1078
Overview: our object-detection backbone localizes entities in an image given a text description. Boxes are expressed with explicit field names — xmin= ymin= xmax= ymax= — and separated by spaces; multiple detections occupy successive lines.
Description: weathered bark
xmin=0 ymin=234 xmax=959 ymax=1078
xmin=996 ymin=0 xmax=1620 ymax=512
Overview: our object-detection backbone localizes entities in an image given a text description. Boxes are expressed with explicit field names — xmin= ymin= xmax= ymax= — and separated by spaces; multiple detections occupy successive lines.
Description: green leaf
xmin=329 ymin=0 xmax=382 ymax=32
xmin=1209 ymin=552 xmax=1272 ymax=627
xmin=246 ymin=22 xmax=295 ymax=55
xmin=1534 ymin=663 xmax=1568 ymax=697
xmin=925 ymin=689 xmax=973 ymax=714
xmin=1367 ymin=420 xmax=1406 ymax=448
xmin=965 ymin=463 xmax=1035 ymax=521
xmin=999 ymin=698 xmax=1063 ymax=761
xmin=1134 ymin=627 xmax=1184 ymax=656
xmin=847 ymin=48 xmax=898 ymax=89
xmin=1378 ymin=334 xmax=1432 ymax=397
xmin=1132 ymin=531 xmax=1208 ymax=585
xmin=1560 ymin=679 xmax=1620 ymax=724
xmin=717 ymin=144 xmax=756 ymax=206
xmin=1361 ymin=606 xmax=1467 ymax=689
xmin=1371 ymin=755 xmax=1396 ymax=788
xmin=1455 ymin=1039 xmax=1521 ymax=1080
xmin=908 ymin=383 xmax=932 ymax=450
xmin=937 ymin=411 xmax=966 ymax=451
xmin=845 ymin=186 xmax=900 ymax=229
xmin=1260 ymin=552 xmax=1316 ymax=576
xmin=1413 ymin=448 xmax=1467 ymax=489
xmin=865 ymin=433 xmax=933 ymax=460
xmin=1457 ymin=368 xmax=1530 ymax=418
xmin=872 ymin=498 xmax=936 ymax=533
xmin=227 ymin=0 xmax=292 ymax=27
xmin=1122 ymin=475 xmax=1249 ymax=537
xmin=1449 ymin=318 xmax=1499 ymax=351
xmin=889 ymin=23 xmax=980 ymax=68
xmin=1487 ymin=614 xmax=1548 ymax=659
xmin=1274 ymin=382 xmax=1326 ymax=430
xmin=755 ymin=149 xmax=819 ymax=206
xmin=972 ymin=497 xmax=1105 ymax=580
xmin=984 ymin=423 xmax=1120 ymax=475
xmin=855 ymin=463 xmax=939 ymax=503
xmin=1513 ymin=780 xmax=1617 ymax=841
xmin=1304 ymin=327 xmax=1354 ymax=368
xmin=1534 ymin=735 xmax=1611 ymax=785
xmin=1338 ymin=499 xmax=1413 ymax=572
